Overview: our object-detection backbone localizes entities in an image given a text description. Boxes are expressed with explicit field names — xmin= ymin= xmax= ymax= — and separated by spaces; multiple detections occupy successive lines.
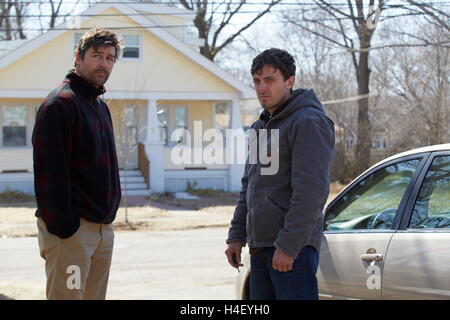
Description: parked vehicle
xmin=236 ymin=144 xmax=450 ymax=299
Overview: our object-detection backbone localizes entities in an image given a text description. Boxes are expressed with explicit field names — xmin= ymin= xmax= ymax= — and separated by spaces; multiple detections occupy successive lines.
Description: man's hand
xmin=272 ymin=248 xmax=294 ymax=272
xmin=225 ymin=242 xmax=244 ymax=269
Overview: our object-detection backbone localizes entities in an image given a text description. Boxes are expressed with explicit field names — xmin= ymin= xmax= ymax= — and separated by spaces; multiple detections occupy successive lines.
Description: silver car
xmin=236 ymin=143 xmax=450 ymax=299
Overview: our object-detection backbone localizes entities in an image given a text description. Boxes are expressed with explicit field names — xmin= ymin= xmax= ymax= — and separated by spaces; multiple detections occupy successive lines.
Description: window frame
xmin=345 ymin=137 xmax=354 ymax=151
xmin=324 ymin=152 xmax=430 ymax=234
xmin=399 ymin=151 xmax=450 ymax=231
xmin=0 ymin=105 xmax=33 ymax=149
xmin=120 ymin=33 xmax=142 ymax=61
xmin=212 ymin=101 xmax=231 ymax=145
xmin=371 ymin=135 xmax=389 ymax=150
xmin=212 ymin=102 xmax=231 ymax=130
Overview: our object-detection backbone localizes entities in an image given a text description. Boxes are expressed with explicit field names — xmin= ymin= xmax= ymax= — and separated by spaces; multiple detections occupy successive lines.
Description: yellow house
xmin=0 ymin=0 xmax=255 ymax=195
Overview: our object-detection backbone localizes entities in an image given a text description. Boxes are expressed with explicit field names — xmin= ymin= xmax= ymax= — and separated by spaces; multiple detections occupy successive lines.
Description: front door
xmin=318 ymin=157 xmax=424 ymax=299
xmin=383 ymin=153 xmax=450 ymax=299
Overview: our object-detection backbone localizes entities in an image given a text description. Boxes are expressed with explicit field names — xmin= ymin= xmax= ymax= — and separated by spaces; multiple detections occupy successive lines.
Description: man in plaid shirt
xmin=32 ymin=28 xmax=122 ymax=300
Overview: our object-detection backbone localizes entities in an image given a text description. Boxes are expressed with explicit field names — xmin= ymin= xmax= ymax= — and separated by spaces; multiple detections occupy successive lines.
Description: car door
xmin=318 ymin=154 xmax=428 ymax=300
xmin=382 ymin=152 xmax=450 ymax=299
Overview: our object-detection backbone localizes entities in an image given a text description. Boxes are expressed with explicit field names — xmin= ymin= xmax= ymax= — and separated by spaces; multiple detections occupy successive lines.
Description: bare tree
xmin=382 ymin=21 xmax=450 ymax=147
xmin=47 ymin=0 xmax=83 ymax=30
xmin=1 ymin=0 xmax=90 ymax=38
xmin=282 ymin=0 xmax=450 ymax=173
xmin=404 ymin=0 xmax=450 ymax=32
xmin=150 ymin=0 xmax=283 ymax=61
xmin=283 ymin=1 xmax=399 ymax=173
xmin=1 ymin=0 xmax=27 ymax=40
xmin=48 ymin=0 xmax=64 ymax=29
xmin=12 ymin=0 xmax=26 ymax=39
xmin=0 ymin=0 xmax=14 ymax=40
xmin=118 ymin=106 xmax=137 ymax=231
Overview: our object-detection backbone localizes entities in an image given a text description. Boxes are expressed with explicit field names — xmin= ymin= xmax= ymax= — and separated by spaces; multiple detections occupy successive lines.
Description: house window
xmin=2 ymin=106 xmax=27 ymax=147
xmin=157 ymin=106 xmax=188 ymax=146
xmin=73 ymin=32 xmax=141 ymax=60
xmin=372 ymin=136 xmax=388 ymax=150
xmin=345 ymin=137 xmax=355 ymax=151
xmin=214 ymin=102 xmax=231 ymax=138
xmin=157 ymin=106 xmax=168 ymax=145
xmin=174 ymin=107 xmax=188 ymax=144
xmin=122 ymin=34 xmax=141 ymax=59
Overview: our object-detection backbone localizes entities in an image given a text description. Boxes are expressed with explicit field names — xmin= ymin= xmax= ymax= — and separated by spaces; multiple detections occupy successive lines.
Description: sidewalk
xmin=0 ymin=196 xmax=234 ymax=238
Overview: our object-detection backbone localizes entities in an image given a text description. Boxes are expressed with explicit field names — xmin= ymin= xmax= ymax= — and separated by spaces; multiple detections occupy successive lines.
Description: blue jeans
xmin=250 ymin=246 xmax=319 ymax=300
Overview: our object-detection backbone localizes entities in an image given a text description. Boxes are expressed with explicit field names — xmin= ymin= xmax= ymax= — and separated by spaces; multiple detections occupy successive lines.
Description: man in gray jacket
xmin=225 ymin=48 xmax=335 ymax=300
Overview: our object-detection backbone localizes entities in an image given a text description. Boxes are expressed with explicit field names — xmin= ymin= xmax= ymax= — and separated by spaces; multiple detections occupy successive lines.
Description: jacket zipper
xmin=95 ymin=98 xmax=104 ymax=141
xmin=249 ymin=117 xmax=273 ymax=245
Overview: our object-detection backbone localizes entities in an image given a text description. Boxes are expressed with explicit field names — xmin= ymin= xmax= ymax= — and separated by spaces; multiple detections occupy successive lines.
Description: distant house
xmin=343 ymin=111 xmax=391 ymax=165
xmin=0 ymin=0 xmax=255 ymax=195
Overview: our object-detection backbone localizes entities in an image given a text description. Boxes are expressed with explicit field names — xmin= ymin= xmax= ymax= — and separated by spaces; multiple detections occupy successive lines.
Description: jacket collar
xmin=259 ymin=91 xmax=296 ymax=123
xmin=259 ymin=88 xmax=325 ymax=124
xmin=65 ymin=69 xmax=106 ymax=100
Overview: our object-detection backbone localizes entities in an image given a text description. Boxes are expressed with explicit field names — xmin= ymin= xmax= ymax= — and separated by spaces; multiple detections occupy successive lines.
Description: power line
xmin=1 ymin=0 xmax=447 ymax=20
xmin=0 ymin=13 xmax=433 ymax=32
xmin=0 ymin=1 xmax=446 ymax=34
xmin=0 ymin=0 xmax=449 ymax=6
xmin=2 ymin=5 xmax=449 ymax=19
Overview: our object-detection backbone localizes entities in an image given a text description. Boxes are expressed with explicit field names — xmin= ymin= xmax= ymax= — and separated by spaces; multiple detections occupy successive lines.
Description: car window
xmin=325 ymin=159 xmax=421 ymax=231
xmin=408 ymin=156 xmax=450 ymax=229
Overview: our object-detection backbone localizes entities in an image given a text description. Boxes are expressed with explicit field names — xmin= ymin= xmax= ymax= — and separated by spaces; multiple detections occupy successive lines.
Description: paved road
xmin=0 ymin=227 xmax=245 ymax=300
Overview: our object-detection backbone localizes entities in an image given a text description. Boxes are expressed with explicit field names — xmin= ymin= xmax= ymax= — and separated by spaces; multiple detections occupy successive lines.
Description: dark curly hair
xmin=251 ymin=48 xmax=296 ymax=80
xmin=75 ymin=28 xmax=123 ymax=61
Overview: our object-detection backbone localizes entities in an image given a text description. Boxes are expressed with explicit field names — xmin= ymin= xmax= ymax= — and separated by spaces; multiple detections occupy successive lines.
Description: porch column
xmin=227 ymin=97 xmax=245 ymax=192
xmin=144 ymin=99 xmax=165 ymax=193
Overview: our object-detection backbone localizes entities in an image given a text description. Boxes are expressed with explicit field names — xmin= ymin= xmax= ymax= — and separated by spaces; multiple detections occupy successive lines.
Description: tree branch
xmin=212 ymin=0 xmax=282 ymax=59
xmin=406 ymin=0 xmax=450 ymax=32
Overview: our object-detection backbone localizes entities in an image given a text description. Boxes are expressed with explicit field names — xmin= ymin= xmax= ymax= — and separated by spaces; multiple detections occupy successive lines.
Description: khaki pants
xmin=37 ymin=217 xmax=114 ymax=300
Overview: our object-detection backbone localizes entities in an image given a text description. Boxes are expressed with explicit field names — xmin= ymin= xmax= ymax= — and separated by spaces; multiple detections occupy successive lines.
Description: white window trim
xmin=120 ymin=32 xmax=143 ymax=62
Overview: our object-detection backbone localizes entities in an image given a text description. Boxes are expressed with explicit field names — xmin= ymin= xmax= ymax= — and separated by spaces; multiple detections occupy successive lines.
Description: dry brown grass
xmin=0 ymin=183 xmax=347 ymax=238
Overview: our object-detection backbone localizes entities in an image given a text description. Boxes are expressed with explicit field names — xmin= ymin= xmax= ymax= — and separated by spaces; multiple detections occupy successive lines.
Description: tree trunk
xmin=355 ymin=45 xmax=372 ymax=173
xmin=4 ymin=14 xmax=12 ymax=40
xmin=14 ymin=1 xmax=27 ymax=39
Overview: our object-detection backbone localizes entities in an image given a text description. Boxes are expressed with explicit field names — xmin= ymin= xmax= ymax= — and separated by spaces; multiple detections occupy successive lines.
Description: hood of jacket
xmin=260 ymin=88 xmax=326 ymax=124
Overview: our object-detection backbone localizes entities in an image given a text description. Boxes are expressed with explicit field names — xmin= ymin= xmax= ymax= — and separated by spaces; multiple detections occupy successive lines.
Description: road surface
xmin=0 ymin=227 xmax=245 ymax=300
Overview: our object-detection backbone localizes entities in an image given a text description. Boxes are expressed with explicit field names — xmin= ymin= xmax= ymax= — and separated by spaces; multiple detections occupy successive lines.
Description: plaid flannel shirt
xmin=32 ymin=70 xmax=121 ymax=238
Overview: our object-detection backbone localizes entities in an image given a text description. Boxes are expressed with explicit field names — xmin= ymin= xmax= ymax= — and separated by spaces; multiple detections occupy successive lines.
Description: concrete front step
xmin=119 ymin=170 xmax=142 ymax=177
xmin=119 ymin=170 xmax=150 ymax=196
xmin=119 ymin=176 xmax=145 ymax=183
xmin=120 ymin=182 xmax=149 ymax=190
xmin=121 ymin=189 xmax=151 ymax=196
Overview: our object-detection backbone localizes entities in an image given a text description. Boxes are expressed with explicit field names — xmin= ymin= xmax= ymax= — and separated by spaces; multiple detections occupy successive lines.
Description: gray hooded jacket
xmin=226 ymin=88 xmax=335 ymax=258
